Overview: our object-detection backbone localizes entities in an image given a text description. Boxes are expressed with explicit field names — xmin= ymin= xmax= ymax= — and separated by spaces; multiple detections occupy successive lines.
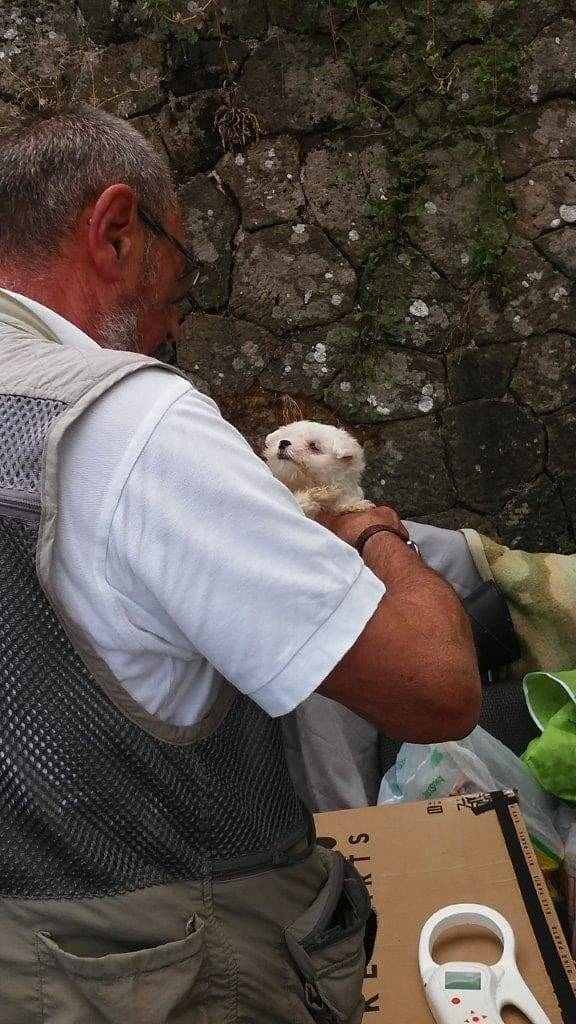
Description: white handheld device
xmin=419 ymin=904 xmax=553 ymax=1024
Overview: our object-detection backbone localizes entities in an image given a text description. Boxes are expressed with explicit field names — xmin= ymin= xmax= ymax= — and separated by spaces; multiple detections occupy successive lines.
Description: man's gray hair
xmin=0 ymin=106 xmax=176 ymax=263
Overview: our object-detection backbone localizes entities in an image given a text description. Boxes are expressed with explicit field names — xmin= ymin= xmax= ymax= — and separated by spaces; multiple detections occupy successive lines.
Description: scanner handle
xmin=419 ymin=904 xmax=516 ymax=982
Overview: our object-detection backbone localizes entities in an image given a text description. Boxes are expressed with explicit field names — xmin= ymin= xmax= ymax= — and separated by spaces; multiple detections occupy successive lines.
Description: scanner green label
xmin=445 ymin=971 xmax=482 ymax=990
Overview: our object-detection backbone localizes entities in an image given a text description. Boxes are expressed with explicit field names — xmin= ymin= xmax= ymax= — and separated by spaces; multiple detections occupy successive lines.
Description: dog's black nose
xmin=278 ymin=439 xmax=291 ymax=451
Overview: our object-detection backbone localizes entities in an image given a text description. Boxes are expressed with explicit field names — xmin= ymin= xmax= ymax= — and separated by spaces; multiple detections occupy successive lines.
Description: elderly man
xmin=0 ymin=107 xmax=480 ymax=1022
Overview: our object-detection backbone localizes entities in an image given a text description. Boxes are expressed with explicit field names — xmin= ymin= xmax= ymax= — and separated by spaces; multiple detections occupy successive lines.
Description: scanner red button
xmin=451 ymin=998 xmax=461 ymax=1005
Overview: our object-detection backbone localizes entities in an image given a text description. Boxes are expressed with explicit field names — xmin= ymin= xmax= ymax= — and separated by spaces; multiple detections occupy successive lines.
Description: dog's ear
xmin=332 ymin=437 xmax=357 ymax=462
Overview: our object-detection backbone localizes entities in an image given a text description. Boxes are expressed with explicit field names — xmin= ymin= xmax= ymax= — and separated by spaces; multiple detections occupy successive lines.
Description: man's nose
xmin=278 ymin=439 xmax=291 ymax=451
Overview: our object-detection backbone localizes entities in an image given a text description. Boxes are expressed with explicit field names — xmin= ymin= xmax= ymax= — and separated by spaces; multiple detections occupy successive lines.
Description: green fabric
xmin=461 ymin=531 xmax=576 ymax=800
xmin=523 ymin=705 xmax=576 ymax=801
xmin=521 ymin=670 xmax=576 ymax=801
xmin=462 ymin=530 xmax=576 ymax=681
xmin=524 ymin=669 xmax=576 ymax=730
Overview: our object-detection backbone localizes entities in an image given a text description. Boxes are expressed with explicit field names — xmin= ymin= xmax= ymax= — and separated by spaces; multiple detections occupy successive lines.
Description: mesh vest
xmin=0 ymin=307 xmax=310 ymax=900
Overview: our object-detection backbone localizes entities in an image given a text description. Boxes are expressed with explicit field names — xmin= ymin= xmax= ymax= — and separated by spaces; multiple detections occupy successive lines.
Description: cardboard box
xmin=315 ymin=792 xmax=576 ymax=1023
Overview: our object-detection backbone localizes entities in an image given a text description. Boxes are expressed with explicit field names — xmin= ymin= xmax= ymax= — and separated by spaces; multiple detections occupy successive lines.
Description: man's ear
xmin=87 ymin=184 xmax=139 ymax=282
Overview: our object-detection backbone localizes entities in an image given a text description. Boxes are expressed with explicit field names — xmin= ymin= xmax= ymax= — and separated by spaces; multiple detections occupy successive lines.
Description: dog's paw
xmin=294 ymin=485 xmax=344 ymax=518
xmin=294 ymin=490 xmax=324 ymax=518
xmin=348 ymin=498 xmax=375 ymax=512
xmin=335 ymin=498 xmax=375 ymax=514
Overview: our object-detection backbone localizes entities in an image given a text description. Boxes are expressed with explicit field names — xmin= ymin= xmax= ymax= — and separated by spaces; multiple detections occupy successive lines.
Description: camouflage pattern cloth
xmin=462 ymin=530 xmax=576 ymax=681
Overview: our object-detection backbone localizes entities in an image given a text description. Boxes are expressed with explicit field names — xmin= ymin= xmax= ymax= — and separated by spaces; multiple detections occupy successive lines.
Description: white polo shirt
xmin=5 ymin=291 xmax=385 ymax=725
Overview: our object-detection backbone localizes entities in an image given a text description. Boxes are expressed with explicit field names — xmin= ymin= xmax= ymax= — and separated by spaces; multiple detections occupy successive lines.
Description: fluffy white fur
xmin=263 ymin=420 xmax=374 ymax=518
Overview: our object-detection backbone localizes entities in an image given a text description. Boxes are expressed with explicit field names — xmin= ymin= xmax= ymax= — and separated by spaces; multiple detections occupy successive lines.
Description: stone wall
xmin=2 ymin=0 xmax=576 ymax=549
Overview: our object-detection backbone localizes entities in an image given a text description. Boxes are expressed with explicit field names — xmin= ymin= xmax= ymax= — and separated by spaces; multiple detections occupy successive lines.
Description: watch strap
xmin=354 ymin=524 xmax=411 ymax=557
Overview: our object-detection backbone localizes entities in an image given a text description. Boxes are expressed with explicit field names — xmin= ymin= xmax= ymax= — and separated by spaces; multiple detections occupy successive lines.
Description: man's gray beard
xmin=97 ymin=247 xmax=159 ymax=352
xmin=96 ymin=304 xmax=141 ymax=352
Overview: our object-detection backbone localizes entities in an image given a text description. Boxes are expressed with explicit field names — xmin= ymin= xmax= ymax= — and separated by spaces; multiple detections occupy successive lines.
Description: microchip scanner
xmin=419 ymin=904 xmax=553 ymax=1024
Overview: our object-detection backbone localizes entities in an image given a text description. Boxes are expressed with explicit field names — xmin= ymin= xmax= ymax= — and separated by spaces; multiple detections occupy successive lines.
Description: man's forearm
xmin=362 ymin=531 xmax=477 ymax=680
xmin=320 ymin=527 xmax=482 ymax=741
xmin=363 ymin=528 xmax=439 ymax=588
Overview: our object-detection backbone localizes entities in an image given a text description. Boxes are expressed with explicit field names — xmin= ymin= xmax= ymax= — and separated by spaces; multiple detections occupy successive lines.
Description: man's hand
xmin=316 ymin=505 xmax=408 ymax=547
xmin=317 ymin=505 xmax=482 ymax=744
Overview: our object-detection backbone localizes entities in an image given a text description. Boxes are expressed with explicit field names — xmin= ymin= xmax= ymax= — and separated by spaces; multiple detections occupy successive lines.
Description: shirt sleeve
xmin=106 ymin=385 xmax=385 ymax=717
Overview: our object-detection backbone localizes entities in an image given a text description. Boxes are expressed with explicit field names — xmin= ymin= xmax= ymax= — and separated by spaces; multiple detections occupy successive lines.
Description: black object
xmin=492 ymin=791 xmax=576 ymax=1024
xmin=462 ymin=580 xmax=521 ymax=676
xmin=363 ymin=908 xmax=378 ymax=964
xmin=354 ymin=523 xmax=410 ymax=556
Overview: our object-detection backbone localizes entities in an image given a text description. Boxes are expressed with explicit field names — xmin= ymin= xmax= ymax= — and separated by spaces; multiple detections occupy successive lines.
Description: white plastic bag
xmin=378 ymin=726 xmax=563 ymax=870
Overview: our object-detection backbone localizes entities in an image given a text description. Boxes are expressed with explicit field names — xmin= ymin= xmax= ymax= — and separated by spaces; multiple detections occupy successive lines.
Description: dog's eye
xmin=308 ymin=441 xmax=322 ymax=454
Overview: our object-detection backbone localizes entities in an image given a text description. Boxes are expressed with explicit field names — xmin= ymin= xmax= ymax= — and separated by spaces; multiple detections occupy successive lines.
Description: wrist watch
xmin=354 ymin=524 xmax=421 ymax=558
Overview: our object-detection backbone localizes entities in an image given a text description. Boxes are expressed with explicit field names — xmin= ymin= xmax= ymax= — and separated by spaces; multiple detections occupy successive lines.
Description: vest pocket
xmin=35 ymin=913 xmax=207 ymax=1024
xmin=283 ymin=849 xmax=373 ymax=1024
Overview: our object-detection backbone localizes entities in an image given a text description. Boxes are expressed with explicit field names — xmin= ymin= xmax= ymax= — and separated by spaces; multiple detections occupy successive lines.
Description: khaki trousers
xmin=0 ymin=846 xmax=369 ymax=1024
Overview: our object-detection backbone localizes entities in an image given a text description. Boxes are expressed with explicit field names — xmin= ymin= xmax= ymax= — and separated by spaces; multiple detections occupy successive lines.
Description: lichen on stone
xmin=3 ymin=0 xmax=576 ymax=546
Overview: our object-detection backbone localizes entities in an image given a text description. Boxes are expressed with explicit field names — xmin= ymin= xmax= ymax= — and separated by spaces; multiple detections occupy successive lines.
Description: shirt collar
xmin=0 ymin=289 xmax=100 ymax=351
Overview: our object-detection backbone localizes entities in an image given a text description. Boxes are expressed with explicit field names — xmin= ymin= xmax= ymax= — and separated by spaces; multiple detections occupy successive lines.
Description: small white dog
xmin=263 ymin=420 xmax=374 ymax=517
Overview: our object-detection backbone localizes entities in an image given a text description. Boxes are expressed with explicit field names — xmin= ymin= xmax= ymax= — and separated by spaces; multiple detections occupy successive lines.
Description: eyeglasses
xmin=138 ymin=205 xmax=200 ymax=305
